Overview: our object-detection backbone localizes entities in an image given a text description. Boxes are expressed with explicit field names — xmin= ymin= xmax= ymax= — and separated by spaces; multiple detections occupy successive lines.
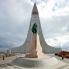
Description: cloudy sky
xmin=0 ymin=0 xmax=69 ymax=51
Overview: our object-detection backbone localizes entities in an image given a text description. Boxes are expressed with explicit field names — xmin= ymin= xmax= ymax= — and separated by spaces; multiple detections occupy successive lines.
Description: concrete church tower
xmin=11 ymin=3 xmax=61 ymax=54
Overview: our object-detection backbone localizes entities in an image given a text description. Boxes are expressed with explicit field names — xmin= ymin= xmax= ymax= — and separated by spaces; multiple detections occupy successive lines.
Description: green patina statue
xmin=32 ymin=23 xmax=37 ymax=34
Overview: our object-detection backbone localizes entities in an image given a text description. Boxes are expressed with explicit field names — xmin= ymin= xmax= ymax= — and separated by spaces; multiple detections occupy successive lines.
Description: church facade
xmin=11 ymin=3 xmax=61 ymax=54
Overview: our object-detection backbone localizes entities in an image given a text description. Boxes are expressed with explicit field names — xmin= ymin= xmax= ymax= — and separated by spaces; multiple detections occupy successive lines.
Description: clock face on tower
xmin=32 ymin=23 xmax=37 ymax=34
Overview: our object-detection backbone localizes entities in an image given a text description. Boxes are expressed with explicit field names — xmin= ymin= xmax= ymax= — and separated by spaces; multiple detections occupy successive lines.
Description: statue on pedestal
xmin=25 ymin=23 xmax=38 ymax=58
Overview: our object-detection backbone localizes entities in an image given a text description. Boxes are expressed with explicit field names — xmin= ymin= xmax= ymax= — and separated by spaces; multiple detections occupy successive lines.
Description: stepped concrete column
xmin=11 ymin=3 xmax=61 ymax=54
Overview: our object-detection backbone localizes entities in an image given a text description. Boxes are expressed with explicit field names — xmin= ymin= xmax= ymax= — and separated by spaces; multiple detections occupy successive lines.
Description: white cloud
xmin=37 ymin=0 xmax=69 ymax=18
xmin=0 ymin=0 xmax=32 ymax=24
xmin=62 ymin=26 xmax=68 ymax=31
xmin=46 ymin=34 xmax=69 ymax=48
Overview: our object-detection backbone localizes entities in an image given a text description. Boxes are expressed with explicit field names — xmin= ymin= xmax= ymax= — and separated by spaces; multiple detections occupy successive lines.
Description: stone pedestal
xmin=25 ymin=34 xmax=38 ymax=58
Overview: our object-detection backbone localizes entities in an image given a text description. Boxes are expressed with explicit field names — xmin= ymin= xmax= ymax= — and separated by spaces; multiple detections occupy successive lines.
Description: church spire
xmin=32 ymin=3 xmax=38 ymax=15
